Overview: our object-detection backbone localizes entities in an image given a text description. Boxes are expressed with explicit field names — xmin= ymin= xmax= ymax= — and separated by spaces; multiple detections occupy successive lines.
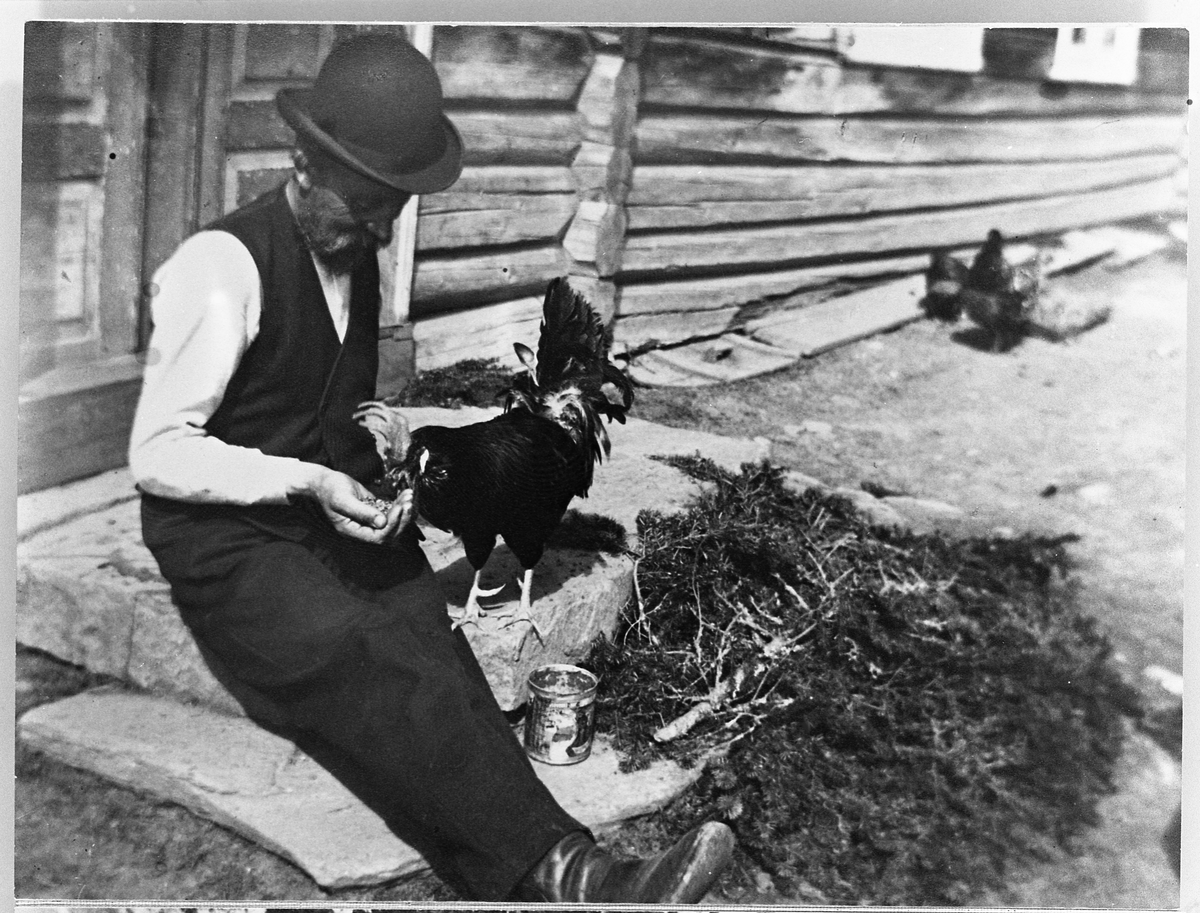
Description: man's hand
xmin=302 ymin=468 xmax=414 ymax=544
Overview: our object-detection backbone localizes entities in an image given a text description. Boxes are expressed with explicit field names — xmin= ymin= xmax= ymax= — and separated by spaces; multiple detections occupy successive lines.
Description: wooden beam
xmin=413 ymin=295 xmax=544 ymax=370
xmin=415 ymin=192 xmax=577 ymax=250
xmin=453 ymin=111 xmax=582 ymax=166
xmin=634 ymin=112 xmax=1184 ymax=165
xmin=615 ymin=252 xmax=932 ymax=317
xmin=624 ymin=153 xmax=1181 ymax=229
xmin=438 ymin=165 xmax=576 ymax=194
xmin=195 ymin=24 xmax=234 ymax=227
xmin=141 ymin=24 xmax=208 ymax=288
xmin=411 ymin=244 xmax=570 ymax=313
xmin=559 ymin=35 xmax=642 ymax=320
xmin=618 ymin=176 xmax=1180 ymax=276
xmin=97 ymin=23 xmax=152 ymax=359
xmin=432 ymin=25 xmax=593 ymax=103
xmin=18 ymin=363 xmax=143 ymax=494
xmin=380 ymin=22 xmax=433 ymax=330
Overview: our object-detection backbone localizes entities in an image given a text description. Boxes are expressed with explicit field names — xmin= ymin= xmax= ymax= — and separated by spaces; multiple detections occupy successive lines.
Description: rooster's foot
xmin=499 ymin=609 xmax=544 ymax=644
xmin=496 ymin=569 xmax=543 ymax=643
xmin=451 ymin=580 xmax=505 ymax=630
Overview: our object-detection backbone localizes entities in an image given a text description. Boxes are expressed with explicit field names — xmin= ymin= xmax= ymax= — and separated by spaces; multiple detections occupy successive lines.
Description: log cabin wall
xmin=412 ymin=26 xmax=642 ymax=369
xmin=413 ymin=25 xmax=1187 ymax=369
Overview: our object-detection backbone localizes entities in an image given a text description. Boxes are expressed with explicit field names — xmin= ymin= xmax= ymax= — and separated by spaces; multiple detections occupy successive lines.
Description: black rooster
xmin=360 ymin=278 xmax=634 ymax=638
xmin=959 ymin=229 xmax=1042 ymax=352
xmin=921 ymin=249 xmax=971 ymax=322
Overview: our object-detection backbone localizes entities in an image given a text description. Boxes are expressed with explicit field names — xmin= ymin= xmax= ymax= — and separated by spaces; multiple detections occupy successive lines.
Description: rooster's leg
xmin=499 ymin=568 xmax=544 ymax=643
xmin=450 ymin=570 xmax=505 ymax=631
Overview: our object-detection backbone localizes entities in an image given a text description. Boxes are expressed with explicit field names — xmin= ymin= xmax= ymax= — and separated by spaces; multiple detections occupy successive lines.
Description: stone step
xmin=18 ymin=688 xmax=704 ymax=890
xmin=16 ymin=412 xmax=771 ymax=714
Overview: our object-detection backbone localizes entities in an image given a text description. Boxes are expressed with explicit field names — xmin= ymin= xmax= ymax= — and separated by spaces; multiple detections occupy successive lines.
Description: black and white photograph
xmin=11 ymin=6 xmax=1193 ymax=909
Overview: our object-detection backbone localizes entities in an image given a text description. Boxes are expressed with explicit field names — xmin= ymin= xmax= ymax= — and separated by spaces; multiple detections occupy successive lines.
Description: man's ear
xmin=292 ymin=148 xmax=314 ymax=192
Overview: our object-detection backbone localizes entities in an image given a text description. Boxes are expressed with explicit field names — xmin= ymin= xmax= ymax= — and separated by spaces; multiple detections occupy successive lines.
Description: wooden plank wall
xmin=412 ymin=26 xmax=642 ymax=369
xmin=411 ymin=26 xmax=1186 ymax=367
xmin=613 ymin=27 xmax=1187 ymax=351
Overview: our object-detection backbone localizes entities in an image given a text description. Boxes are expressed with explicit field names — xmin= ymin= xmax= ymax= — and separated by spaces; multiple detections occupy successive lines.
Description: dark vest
xmin=141 ymin=184 xmax=386 ymax=544
xmin=204 ymin=185 xmax=382 ymax=486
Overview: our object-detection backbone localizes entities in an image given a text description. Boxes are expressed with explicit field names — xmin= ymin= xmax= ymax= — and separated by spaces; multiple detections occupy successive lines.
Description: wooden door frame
xmin=18 ymin=22 xmax=152 ymax=493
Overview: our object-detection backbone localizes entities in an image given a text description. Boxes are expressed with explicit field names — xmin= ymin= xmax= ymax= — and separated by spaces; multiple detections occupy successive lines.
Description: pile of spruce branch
xmin=386 ymin=358 xmax=515 ymax=409
xmin=586 ymin=456 xmax=1142 ymax=905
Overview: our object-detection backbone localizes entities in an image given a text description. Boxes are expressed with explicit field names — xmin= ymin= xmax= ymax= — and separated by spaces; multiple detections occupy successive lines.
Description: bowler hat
xmin=276 ymin=32 xmax=463 ymax=194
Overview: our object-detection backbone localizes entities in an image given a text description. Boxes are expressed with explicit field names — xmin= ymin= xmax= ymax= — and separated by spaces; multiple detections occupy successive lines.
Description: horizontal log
xmin=618 ymin=176 xmax=1180 ymax=276
xmin=435 ymin=165 xmax=576 ymax=195
xmin=413 ymin=294 xmax=544 ymax=370
xmin=415 ymin=193 xmax=576 ymax=250
xmin=411 ymin=244 xmax=570 ymax=314
xmin=18 ymin=365 xmax=142 ymax=493
xmin=640 ymin=32 xmax=1181 ymax=117
xmin=228 ymin=104 xmax=584 ymax=165
xmin=624 ymin=153 xmax=1181 ymax=229
xmin=433 ymin=26 xmax=593 ymax=103
xmin=453 ymin=110 xmax=583 ymax=166
xmin=634 ymin=112 xmax=1185 ymax=165
xmin=615 ymin=253 xmax=930 ymax=317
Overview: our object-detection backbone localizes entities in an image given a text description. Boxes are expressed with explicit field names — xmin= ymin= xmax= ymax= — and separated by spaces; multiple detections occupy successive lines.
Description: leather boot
xmin=510 ymin=821 xmax=735 ymax=904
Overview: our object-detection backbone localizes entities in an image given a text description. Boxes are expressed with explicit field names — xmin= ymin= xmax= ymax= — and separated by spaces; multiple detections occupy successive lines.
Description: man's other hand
xmin=304 ymin=469 xmax=414 ymax=544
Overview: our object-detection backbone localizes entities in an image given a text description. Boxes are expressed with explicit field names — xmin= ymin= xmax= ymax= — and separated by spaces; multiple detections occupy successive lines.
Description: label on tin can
xmin=524 ymin=664 xmax=598 ymax=765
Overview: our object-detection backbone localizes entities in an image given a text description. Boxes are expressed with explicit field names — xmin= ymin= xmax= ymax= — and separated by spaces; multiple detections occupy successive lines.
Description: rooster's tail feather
xmin=505 ymin=277 xmax=635 ymax=472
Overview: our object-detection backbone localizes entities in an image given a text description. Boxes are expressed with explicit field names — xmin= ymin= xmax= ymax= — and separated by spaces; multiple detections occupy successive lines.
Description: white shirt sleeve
xmin=128 ymin=230 xmax=326 ymax=504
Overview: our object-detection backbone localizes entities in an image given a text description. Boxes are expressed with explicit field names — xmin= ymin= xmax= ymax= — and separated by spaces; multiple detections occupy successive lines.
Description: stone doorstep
xmin=15 ymin=411 xmax=771 ymax=716
xmin=18 ymin=688 xmax=704 ymax=891
xmin=15 ymin=499 xmax=632 ymax=715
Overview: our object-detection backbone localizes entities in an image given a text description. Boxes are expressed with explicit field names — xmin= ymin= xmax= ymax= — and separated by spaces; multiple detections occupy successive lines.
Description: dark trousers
xmin=140 ymin=495 xmax=583 ymax=899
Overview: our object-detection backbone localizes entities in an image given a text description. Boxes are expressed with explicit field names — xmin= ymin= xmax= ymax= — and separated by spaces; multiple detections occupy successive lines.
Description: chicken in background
xmin=921 ymin=250 xmax=971 ymax=322
xmin=357 ymin=277 xmax=634 ymax=639
xmin=952 ymin=229 xmax=1041 ymax=353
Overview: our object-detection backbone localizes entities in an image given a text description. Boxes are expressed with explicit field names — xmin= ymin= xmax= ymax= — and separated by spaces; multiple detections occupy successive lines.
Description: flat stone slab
xmin=17 ymin=464 xmax=140 ymax=540
xmin=16 ymin=497 xmax=630 ymax=713
xmin=18 ymin=688 xmax=703 ymax=890
xmin=422 ymin=528 xmax=633 ymax=708
xmin=16 ymin=413 xmax=771 ymax=714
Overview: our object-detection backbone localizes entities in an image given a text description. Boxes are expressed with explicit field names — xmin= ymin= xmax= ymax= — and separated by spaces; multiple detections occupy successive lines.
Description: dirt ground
xmin=14 ymin=248 xmax=1188 ymax=906
xmin=634 ymin=248 xmax=1188 ymax=906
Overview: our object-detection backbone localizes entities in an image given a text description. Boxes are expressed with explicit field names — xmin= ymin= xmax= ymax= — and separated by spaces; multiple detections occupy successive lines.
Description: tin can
xmin=523 ymin=664 xmax=598 ymax=765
